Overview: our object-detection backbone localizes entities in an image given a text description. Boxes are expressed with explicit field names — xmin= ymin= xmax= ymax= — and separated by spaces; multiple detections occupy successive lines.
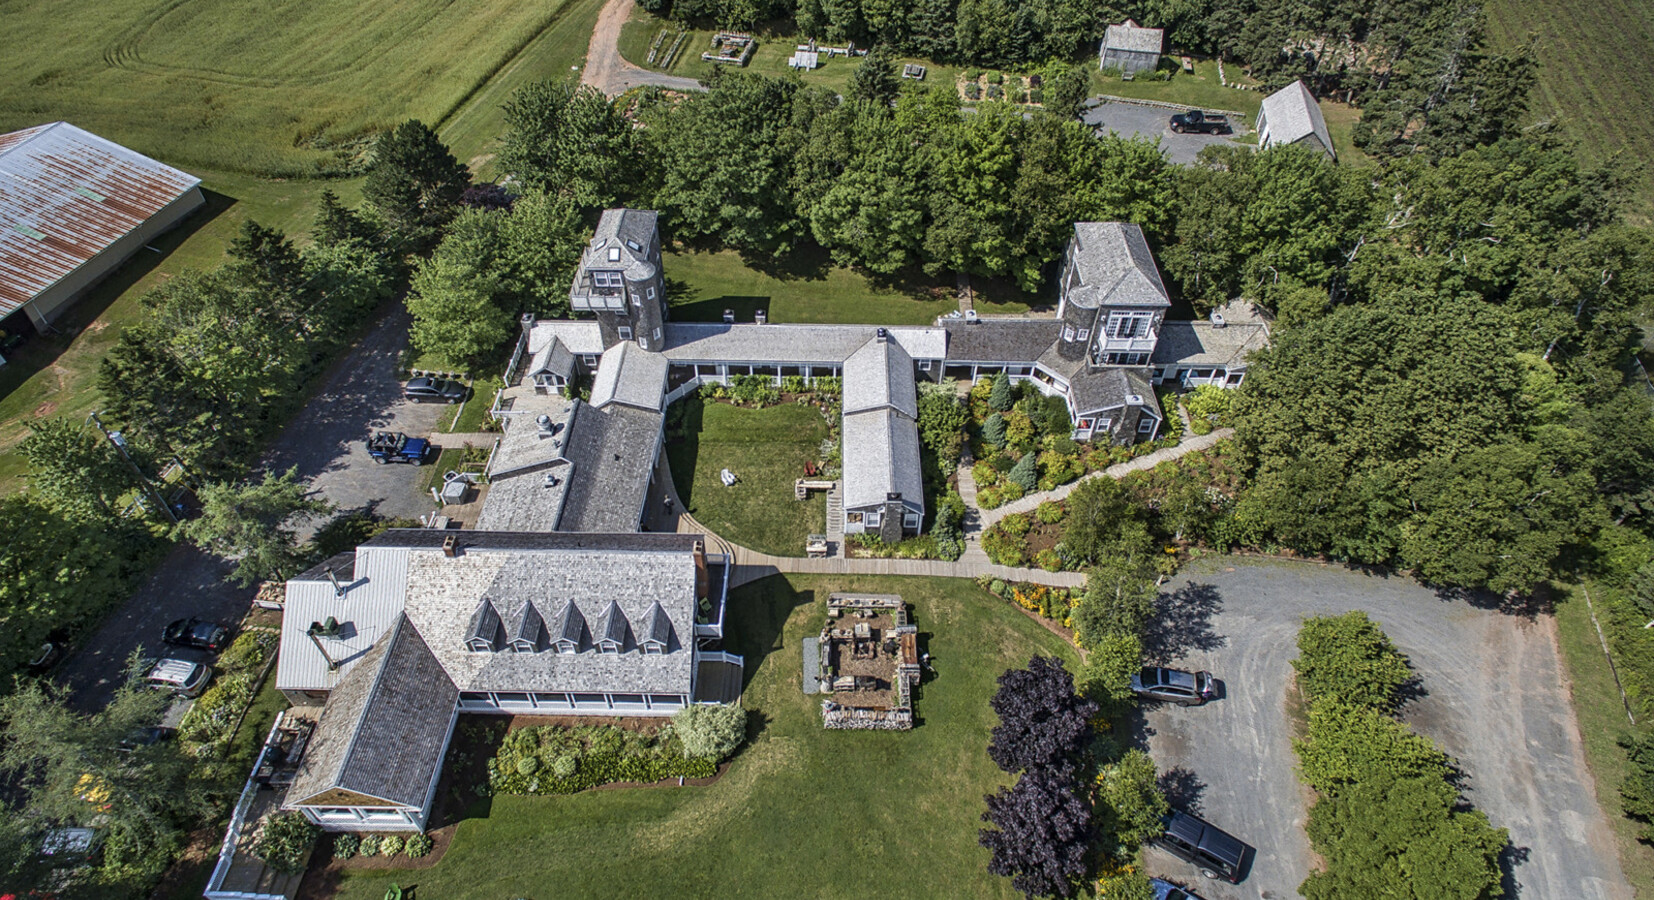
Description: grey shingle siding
xmin=554 ymin=404 xmax=663 ymax=533
xmin=1062 ymin=223 xmax=1170 ymax=310
xmin=1259 ymin=81 xmax=1335 ymax=160
xmin=841 ymin=408 xmax=925 ymax=512
xmin=843 ymin=335 xmax=918 ymax=418
xmin=464 ymin=601 xmax=504 ymax=651
xmin=662 ymin=323 xmax=946 ymax=366
xmin=590 ymin=341 xmax=669 ymax=412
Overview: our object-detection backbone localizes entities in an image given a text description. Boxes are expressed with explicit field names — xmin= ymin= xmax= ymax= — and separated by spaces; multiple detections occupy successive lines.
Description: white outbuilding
xmin=0 ymin=122 xmax=204 ymax=331
xmin=1256 ymin=81 xmax=1336 ymax=160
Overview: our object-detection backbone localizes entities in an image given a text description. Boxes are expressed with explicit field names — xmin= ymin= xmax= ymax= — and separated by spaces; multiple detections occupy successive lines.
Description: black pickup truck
xmin=1169 ymin=110 xmax=1231 ymax=134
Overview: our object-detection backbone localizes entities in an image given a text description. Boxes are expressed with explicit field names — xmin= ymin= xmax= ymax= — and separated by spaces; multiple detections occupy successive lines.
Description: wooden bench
xmin=795 ymin=478 xmax=836 ymax=500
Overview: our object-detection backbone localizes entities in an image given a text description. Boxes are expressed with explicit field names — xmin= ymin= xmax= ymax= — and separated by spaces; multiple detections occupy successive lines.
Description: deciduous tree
xmin=979 ymin=768 xmax=1092 ymax=899
xmin=987 ymin=656 xmax=1097 ymax=777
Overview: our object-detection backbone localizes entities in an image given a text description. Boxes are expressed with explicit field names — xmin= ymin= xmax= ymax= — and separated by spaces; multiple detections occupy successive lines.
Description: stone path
xmin=581 ymin=0 xmax=706 ymax=97
xmin=977 ymin=427 xmax=1233 ymax=528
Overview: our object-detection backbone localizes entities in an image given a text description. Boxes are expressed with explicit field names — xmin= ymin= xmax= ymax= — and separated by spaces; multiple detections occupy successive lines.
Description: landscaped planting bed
xmin=178 ymin=629 xmax=278 ymax=748
xmin=486 ymin=722 xmax=716 ymax=795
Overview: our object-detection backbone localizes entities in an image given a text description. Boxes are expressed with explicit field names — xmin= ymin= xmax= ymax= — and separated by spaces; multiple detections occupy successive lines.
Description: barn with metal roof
xmin=0 ymin=122 xmax=204 ymax=330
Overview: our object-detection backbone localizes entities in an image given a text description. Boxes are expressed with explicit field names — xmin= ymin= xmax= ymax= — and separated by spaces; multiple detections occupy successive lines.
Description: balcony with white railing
xmin=695 ymin=553 xmax=734 ymax=639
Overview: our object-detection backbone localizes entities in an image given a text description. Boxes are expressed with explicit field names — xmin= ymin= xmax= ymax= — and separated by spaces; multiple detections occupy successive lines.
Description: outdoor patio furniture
xmin=720 ymin=468 xmax=738 ymax=487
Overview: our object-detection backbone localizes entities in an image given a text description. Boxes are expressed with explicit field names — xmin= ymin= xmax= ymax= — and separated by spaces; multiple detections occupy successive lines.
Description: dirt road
xmin=581 ymin=0 xmax=704 ymax=96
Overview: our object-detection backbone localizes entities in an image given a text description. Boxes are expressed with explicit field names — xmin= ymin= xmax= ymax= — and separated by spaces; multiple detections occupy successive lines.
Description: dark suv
xmin=1155 ymin=811 xmax=1250 ymax=883
xmin=403 ymin=376 xmax=467 ymax=404
xmin=163 ymin=617 xmax=230 ymax=652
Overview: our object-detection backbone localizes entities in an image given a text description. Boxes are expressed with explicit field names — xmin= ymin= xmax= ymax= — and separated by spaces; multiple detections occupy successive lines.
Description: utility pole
xmin=88 ymin=412 xmax=179 ymax=525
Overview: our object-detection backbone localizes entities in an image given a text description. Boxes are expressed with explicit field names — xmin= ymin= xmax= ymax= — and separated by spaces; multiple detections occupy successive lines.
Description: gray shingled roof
xmin=527 ymin=320 xmax=605 ymax=357
xmin=363 ymin=529 xmax=704 ymax=553
xmin=1103 ymin=19 xmax=1163 ymax=55
xmin=1151 ymin=319 xmax=1271 ymax=369
xmin=662 ymin=323 xmax=947 ymax=365
xmin=1064 ymin=223 xmax=1170 ymax=310
xmin=528 ymin=335 xmax=576 ymax=380
xmin=476 ymin=394 xmax=578 ymax=533
xmin=578 ymin=209 xmax=659 ymax=282
xmin=841 ymin=407 xmax=925 ymax=512
xmin=590 ymin=341 xmax=669 ymax=412
xmin=942 ymin=320 xmax=1061 ymax=364
xmin=285 ymin=615 xmax=458 ymax=811
xmin=1068 ymin=367 xmax=1160 ymax=419
xmin=555 ymin=403 xmax=663 ymax=533
xmin=400 ymin=544 xmax=699 ymax=695
xmin=843 ymin=335 xmax=918 ymax=418
xmin=1260 ymin=81 xmax=1335 ymax=159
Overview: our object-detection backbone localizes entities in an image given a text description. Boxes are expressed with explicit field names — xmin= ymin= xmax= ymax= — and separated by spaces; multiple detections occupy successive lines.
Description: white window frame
xmin=918 ymin=359 xmax=932 ymax=371
xmin=647 ymin=286 xmax=656 ymax=301
xmin=653 ymin=327 xmax=662 ymax=340
xmin=865 ymin=511 xmax=882 ymax=527
xmin=903 ymin=513 xmax=920 ymax=529
xmin=1138 ymin=417 xmax=1157 ymax=433
xmin=1062 ymin=325 xmax=1075 ymax=341
xmin=1078 ymin=328 xmax=1090 ymax=342
xmin=617 ymin=325 xmax=633 ymax=341
xmin=1076 ymin=418 xmax=1094 ymax=430
xmin=593 ymin=270 xmax=623 ymax=289
xmin=1098 ymin=417 xmax=1113 ymax=430
xmin=582 ymin=355 xmax=597 ymax=366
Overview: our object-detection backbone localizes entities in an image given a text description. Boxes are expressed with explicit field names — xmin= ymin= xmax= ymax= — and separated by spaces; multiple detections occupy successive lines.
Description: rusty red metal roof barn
xmin=0 ymin=122 xmax=203 ymax=328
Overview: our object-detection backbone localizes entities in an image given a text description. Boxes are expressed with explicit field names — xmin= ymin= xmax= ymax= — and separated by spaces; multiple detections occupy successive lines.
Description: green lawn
xmin=1554 ymin=584 xmax=1654 ymax=893
xmin=667 ymin=400 xmax=829 ymax=557
xmin=443 ymin=377 xmax=504 ymax=434
xmin=1486 ymin=0 xmax=1654 ymax=222
xmin=0 ymin=0 xmax=595 ymax=177
xmin=617 ymin=13 xmax=960 ymax=96
xmin=667 ymin=247 xmax=1032 ymax=326
xmin=329 ymin=573 xmax=1078 ymax=900
xmin=1090 ymin=60 xmax=1263 ymax=119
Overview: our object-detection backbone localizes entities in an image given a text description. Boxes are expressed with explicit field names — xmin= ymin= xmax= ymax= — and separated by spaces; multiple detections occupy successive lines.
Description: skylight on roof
xmin=72 ymin=187 xmax=105 ymax=203
xmin=626 ymin=239 xmax=642 ymax=252
xmin=10 ymin=223 xmax=45 ymax=240
xmin=607 ymin=246 xmax=622 ymax=262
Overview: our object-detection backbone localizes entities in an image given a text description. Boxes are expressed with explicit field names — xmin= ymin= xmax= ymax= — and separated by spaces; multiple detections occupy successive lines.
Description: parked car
xmin=118 ymin=726 xmax=177 ymax=753
xmin=1130 ymin=666 xmax=1217 ymax=705
xmin=1150 ymin=877 xmax=1208 ymax=900
xmin=367 ymin=430 xmax=431 ymax=465
xmin=1169 ymin=110 xmax=1231 ymax=134
xmin=403 ymin=376 xmax=467 ymax=404
xmin=144 ymin=658 xmax=212 ymax=698
xmin=162 ymin=617 xmax=230 ymax=652
xmin=1155 ymin=811 xmax=1251 ymax=883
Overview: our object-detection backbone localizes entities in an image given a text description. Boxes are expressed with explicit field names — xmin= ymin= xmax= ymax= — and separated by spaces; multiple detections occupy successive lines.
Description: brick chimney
xmin=693 ymin=540 xmax=709 ymax=600
xmin=443 ymin=534 xmax=459 ymax=558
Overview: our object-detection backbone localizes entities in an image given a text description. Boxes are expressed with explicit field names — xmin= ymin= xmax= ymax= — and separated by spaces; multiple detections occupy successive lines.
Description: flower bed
xmin=179 ymin=629 xmax=278 ymax=747
xmin=487 ymin=722 xmax=716 ymax=795
xmin=977 ymin=576 xmax=1080 ymax=629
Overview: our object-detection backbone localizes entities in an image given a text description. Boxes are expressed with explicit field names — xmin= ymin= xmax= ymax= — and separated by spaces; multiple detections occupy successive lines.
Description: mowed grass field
xmin=328 ymin=573 xmax=1077 ymax=900
xmin=1486 ymin=0 xmax=1654 ymax=221
xmin=0 ymin=0 xmax=598 ymax=176
xmin=0 ymin=0 xmax=607 ymax=490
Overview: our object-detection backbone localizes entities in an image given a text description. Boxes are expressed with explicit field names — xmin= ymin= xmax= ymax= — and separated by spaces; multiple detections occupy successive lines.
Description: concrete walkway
xmin=977 ymin=427 xmax=1234 ymax=528
xmin=581 ymin=0 xmax=706 ymax=97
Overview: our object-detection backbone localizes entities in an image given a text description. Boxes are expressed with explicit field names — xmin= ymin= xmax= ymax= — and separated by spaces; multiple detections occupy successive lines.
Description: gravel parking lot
xmin=1137 ymin=557 xmax=1630 ymax=900
xmin=263 ymin=307 xmax=449 ymax=532
xmin=1083 ymin=100 xmax=1248 ymax=165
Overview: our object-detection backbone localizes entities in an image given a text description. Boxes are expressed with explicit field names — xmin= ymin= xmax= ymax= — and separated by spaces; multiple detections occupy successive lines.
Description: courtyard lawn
xmin=1090 ymin=59 xmax=1263 ymax=119
xmin=328 ymin=573 xmax=1078 ymax=900
xmin=0 ymin=0 xmax=600 ymax=177
xmin=667 ymin=400 xmax=829 ymax=557
xmin=667 ymin=247 xmax=1033 ymax=327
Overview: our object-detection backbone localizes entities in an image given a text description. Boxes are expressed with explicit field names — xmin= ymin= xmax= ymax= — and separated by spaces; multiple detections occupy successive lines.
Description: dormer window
xmin=465 ymin=600 xmax=503 ymax=652
xmin=509 ymin=601 xmax=544 ymax=653
xmin=550 ymin=599 xmax=586 ymax=654
xmin=640 ymin=601 xmax=673 ymax=655
xmin=607 ymin=246 xmax=622 ymax=262
xmin=626 ymin=239 xmax=642 ymax=252
xmin=595 ymin=599 xmax=629 ymax=654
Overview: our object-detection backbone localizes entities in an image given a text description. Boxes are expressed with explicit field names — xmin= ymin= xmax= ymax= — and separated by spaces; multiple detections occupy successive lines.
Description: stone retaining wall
xmin=821 ymin=701 xmax=913 ymax=730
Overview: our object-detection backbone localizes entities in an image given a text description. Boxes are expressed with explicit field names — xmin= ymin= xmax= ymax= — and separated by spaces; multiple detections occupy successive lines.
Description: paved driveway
xmin=1136 ymin=558 xmax=1630 ymax=900
xmin=262 ymin=307 xmax=448 ymax=533
xmin=58 ymin=305 xmax=443 ymax=710
xmin=1083 ymin=101 xmax=1248 ymax=164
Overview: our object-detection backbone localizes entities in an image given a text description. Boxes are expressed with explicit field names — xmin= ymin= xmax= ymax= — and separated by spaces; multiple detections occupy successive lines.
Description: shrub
xmin=1184 ymin=385 xmax=1233 ymax=427
xmin=966 ymin=68 xmax=982 ymax=80
xmin=981 ymin=412 xmax=1007 ymax=448
xmin=979 ymin=486 xmax=1005 ymax=509
xmin=218 ymin=630 xmax=277 ymax=672
xmin=253 ymin=812 xmax=319 ymax=873
xmin=1000 ymin=513 xmax=1032 ymax=538
xmin=673 ymin=703 xmax=747 ymax=760
xmin=1035 ymin=501 xmax=1064 ymax=524
xmin=1011 ymin=89 xmax=1026 ymax=103
xmin=332 ymin=833 xmax=359 ymax=860
xmin=358 ymin=834 xmax=382 ymax=857
xmin=972 ymin=461 xmax=1001 ymax=488
xmin=552 ymin=753 xmax=578 ymax=778
xmin=1000 ymin=480 xmax=1025 ymax=503
xmin=1294 ymin=611 xmax=1413 ymax=713
xmin=1036 ymin=548 xmax=1063 ymax=571
xmin=982 ymin=523 xmax=1027 ymax=567
xmin=378 ymin=834 xmax=405 ymax=856
xmin=516 ymin=755 xmax=541 ymax=776
xmin=989 ymin=579 xmax=1009 ymax=597
xmin=1008 ymin=453 xmax=1038 ymax=491
xmin=964 ymin=82 xmax=982 ymax=100
xmin=178 ymin=671 xmax=256 ymax=745
xmin=781 ymin=375 xmax=807 ymax=394
xmin=987 ymin=71 xmax=1004 ymax=84
xmin=404 ymin=833 xmax=433 ymax=858
xmin=1029 ymin=88 xmax=1044 ymax=104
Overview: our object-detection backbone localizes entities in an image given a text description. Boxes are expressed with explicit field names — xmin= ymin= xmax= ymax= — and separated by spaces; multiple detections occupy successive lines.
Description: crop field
xmin=1486 ymin=0 xmax=1654 ymax=220
xmin=0 ymin=0 xmax=594 ymax=177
